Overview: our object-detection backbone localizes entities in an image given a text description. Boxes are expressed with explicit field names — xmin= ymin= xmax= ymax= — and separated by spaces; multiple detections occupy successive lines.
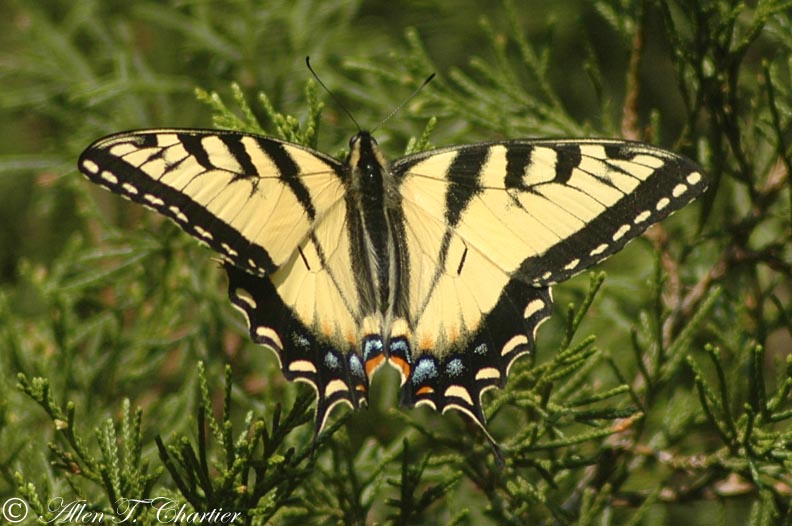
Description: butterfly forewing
xmin=395 ymin=139 xmax=706 ymax=285
xmin=79 ymin=130 xmax=346 ymax=275
xmin=509 ymin=140 xmax=707 ymax=284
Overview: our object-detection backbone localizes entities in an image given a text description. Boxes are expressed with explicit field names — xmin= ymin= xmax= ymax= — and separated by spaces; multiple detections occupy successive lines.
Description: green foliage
xmin=13 ymin=378 xmax=161 ymax=522
xmin=154 ymin=363 xmax=323 ymax=525
xmin=1 ymin=0 xmax=791 ymax=525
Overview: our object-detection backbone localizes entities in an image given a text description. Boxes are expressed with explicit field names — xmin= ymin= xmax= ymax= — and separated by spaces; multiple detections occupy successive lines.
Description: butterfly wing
xmin=80 ymin=130 xmax=707 ymax=437
xmin=392 ymin=139 xmax=706 ymax=428
xmin=79 ymin=130 xmax=369 ymax=429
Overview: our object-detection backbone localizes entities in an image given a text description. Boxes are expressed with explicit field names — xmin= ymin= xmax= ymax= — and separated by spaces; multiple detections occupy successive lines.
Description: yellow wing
xmin=80 ymin=129 xmax=370 ymax=430
xmin=391 ymin=139 xmax=706 ymax=427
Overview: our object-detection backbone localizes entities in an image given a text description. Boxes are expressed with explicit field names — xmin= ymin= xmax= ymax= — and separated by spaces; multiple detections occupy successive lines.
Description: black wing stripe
xmin=444 ymin=147 xmax=488 ymax=226
xmin=266 ymin=140 xmax=317 ymax=221
xmin=552 ymin=144 xmax=581 ymax=184
xmin=220 ymin=134 xmax=259 ymax=178
xmin=504 ymin=146 xmax=533 ymax=191
xmin=178 ymin=132 xmax=215 ymax=171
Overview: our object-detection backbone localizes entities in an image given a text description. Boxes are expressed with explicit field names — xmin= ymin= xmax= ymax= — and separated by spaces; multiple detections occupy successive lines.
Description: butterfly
xmin=78 ymin=126 xmax=706 ymax=447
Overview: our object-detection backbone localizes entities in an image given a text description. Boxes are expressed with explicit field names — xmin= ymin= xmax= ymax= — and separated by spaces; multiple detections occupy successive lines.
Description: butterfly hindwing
xmin=226 ymin=263 xmax=368 ymax=432
xmin=400 ymin=280 xmax=553 ymax=430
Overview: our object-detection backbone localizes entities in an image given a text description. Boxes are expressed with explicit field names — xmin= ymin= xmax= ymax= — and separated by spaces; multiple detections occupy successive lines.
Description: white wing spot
xmin=613 ymin=224 xmax=630 ymax=241
xmin=533 ymin=316 xmax=549 ymax=339
xmin=255 ymin=326 xmax=283 ymax=349
xmin=169 ymin=206 xmax=188 ymax=222
xmin=143 ymin=194 xmax=165 ymax=207
xmin=121 ymin=183 xmax=139 ymax=195
xmin=523 ymin=299 xmax=545 ymax=319
xmin=444 ymin=385 xmax=474 ymax=405
xmin=415 ymin=399 xmax=437 ymax=411
xmin=194 ymin=225 xmax=214 ymax=240
xmin=564 ymin=258 xmax=580 ymax=271
xmin=590 ymin=243 xmax=609 ymax=256
xmin=672 ymin=183 xmax=688 ymax=197
xmin=81 ymin=159 xmax=99 ymax=174
xmin=475 ymin=367 xmax=501 ymax=381
xmin=633 ymin=210 xmax=651 ymax=224
xmin=656 ymin=197 xmax=671 ymax=211
xmin=289 ymin=360 xmax=318 ymax=373
xmin=221 ymin=243 xmax=238 ymax=257
xmin=501 ymin=334 xmax=529 ymax=356
xmin=234 ymin=287 xmax=257 ymax=309
xmin=100 ymin=171 xmax=119 ymax=185
xmin=250 ymin=262 xmax=265 ymax=275
xmin=541 ymin=271 xmax=553 ymax=281
xmin=686 ymin=172 xmax=702 ymax=185
xmin=324 ymin=379 xmax=348 ymax=398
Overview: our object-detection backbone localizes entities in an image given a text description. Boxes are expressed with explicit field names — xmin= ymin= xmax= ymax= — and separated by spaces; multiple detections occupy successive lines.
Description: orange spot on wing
xmin=416 ymin=386 xmax=434 ymax=396
xmin=419 ymin=335 xmax=435 ymax=351
xmin=365 ymin=354 xmax=385 ymax=377
xmin=389 ymin=355 xmax=411 ymax=380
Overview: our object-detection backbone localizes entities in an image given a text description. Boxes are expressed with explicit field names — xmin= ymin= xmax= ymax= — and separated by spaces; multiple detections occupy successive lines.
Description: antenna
xmin=305 ymin=57 xmax=435 ymax=133
xmin=372 ymin=72 xmax=435 ymax=133
xmin=306 ymin=57 xmax=361 ymax=131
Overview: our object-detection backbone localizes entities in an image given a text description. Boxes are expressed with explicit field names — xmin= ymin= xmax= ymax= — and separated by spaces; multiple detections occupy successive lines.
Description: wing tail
xmin=399 ymin=280 xmax=553 ymax=453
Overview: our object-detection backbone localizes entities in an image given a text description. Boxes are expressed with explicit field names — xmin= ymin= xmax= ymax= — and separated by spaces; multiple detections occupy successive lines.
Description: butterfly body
xmin=79 ymin=127 xmax=706 ymax=438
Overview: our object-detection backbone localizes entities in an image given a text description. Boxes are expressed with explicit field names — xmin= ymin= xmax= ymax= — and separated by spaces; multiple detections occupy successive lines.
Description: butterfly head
xmin=349 ymin=130 xmax=377 ymax=149
xmin=347 ymin=131 xmax=388 ymax=184
xmin=348 ymin=131 xmax=378 ymax=160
